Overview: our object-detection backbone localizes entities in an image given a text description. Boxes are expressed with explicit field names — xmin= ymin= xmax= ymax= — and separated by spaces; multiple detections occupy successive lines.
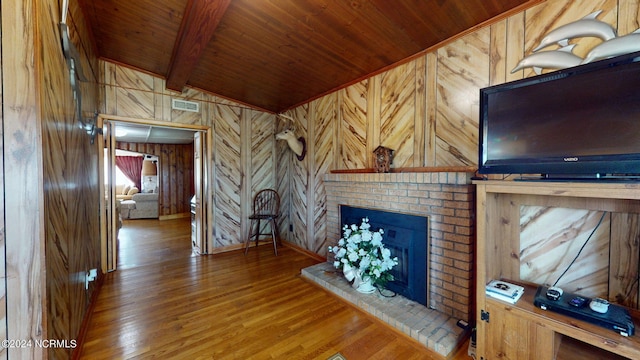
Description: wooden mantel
xmin=331 ymin=166 xmax=477 ymax=174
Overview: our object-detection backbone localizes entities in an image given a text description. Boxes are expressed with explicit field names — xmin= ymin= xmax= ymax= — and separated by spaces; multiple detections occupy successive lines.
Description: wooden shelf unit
xmin=475 ymin=180 xmax=640 ymax=360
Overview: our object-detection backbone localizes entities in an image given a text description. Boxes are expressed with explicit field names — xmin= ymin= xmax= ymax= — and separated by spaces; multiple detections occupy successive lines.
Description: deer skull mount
xmin=276 ymin=129 xmax=306 ymax=161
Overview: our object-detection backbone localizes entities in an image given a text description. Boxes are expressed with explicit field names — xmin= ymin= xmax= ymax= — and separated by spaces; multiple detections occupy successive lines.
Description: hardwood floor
xmin=79 ymin=218 xmax=472 ymax=359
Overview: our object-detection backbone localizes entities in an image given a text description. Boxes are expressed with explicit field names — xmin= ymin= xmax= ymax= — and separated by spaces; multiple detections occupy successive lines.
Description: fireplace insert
xmin=340 ymin=205 xmax=429 ymax=306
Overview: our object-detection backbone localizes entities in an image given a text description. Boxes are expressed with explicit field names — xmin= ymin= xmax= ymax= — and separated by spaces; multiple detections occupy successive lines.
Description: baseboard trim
xmin=282 ymin=241 xmax=326 ymax=262
xmin=205 ymin=239 xmax=326 ymax=262
xmin=208 ymin=242 xmax=246 ymax=254
xmin=159 ymin=212 xmax=190 ymax=221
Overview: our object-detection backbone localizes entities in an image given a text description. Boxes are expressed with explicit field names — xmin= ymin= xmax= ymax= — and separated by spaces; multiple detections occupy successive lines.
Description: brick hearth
xmin=302 ymin=262 xmax=468 ymax=357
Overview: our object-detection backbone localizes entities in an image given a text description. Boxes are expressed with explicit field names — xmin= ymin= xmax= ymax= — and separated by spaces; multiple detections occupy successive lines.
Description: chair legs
xmin=269 ymin=218 xmax=278 ymax=256
xmin=244 ymin=217 xmax=279 ymax=255
xmin=244 ymin=219 xmax=260 ymax=255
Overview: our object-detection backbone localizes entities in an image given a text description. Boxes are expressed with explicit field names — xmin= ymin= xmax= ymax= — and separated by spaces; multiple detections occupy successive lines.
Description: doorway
xmin=99 ymin=115 xmax=212 ymax=273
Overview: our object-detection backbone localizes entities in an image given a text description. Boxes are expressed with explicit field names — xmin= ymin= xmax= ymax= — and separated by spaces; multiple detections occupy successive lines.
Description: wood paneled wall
xmin=2 ymin=0 xmax=42 ymax=358
xmin=102 ymin=62 xmax=277 ymax=252
xmin=519 ymin=205 xmax=611 ymax=297
xmin=41 ymin=0 xmax=103 ymax=357
xmin=213 ymin=104 xmax=243 ymax=247
xmin=116 ymin=142 xmax=195 ymax=217
xmin=1 ymin=0 xmax=103 ymax=358
xmin=278 ymin=0 xmax=640 ymax=257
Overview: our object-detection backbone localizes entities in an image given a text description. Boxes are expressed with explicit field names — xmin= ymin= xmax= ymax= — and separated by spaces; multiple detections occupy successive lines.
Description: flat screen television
xmin=478 ymin=50 xmax=640 ymax=180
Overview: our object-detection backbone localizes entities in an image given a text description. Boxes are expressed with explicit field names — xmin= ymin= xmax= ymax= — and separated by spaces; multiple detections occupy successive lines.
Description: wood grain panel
xmin=69 ymin=0 xmax=101 ymax=81
xmin=339 ymin=80 xmax=368 ymax=169
xmin=42 ymin=13 xmax=73 ymax=352
xmin=4 ymin=0 xmax=45 ymax=357
xmin=247 ymin=110 xmax=275 ymax=243
xmin=413 ymin=55 xmax=426 ymax=167
xmin=153 ymin=77 xmax=169 ymax=121
xmin=520 ymin=206 xmax=610 ymax=297
xmin=164 ymin=145 xmax=178 ymax=214
xmin=115 ymin=65 xmax=154 ymax=92
xmin=69 ymin=15 xmax=103 ymax=360
xmin=109 ymin=64 xmax=207 ymax=124
xmin=182 ymin=147 xmax=193 ymax=214
xmin=213 ymin=105 xmax=242 ymax=247
xmin=618 ymin=0 xmax=640 ymax=35
xmin=490 ymin=11 xmax=526 ymax=86
xmin=240 ymin=109 xmax=251 ymax=245
xmin=115 ymin=88 xmax=154 ymax=119
xmin=305 ymin=102 xmax=317 ymax=252
xmin=610 ymin=213 xmax=640 ymax=308
xmin=489 ymin=19 xmax=508 ymax=86
xmin=505 ymin=12 xmax=525 ymax=84
xmin=202 ymin=101 xmax=217 ymax=253
xmin=170 ymin=105 xmax=202 ymax=125
xmin=275 ymin=114 xmax=291 ymax=242
xmin=250 ymin=111 xmax=275 ymax=195
xmin=290 ymin=106 xmax=310 ymax=248
xmin=435 ymin=29 xmax=490 ymax=167
xmin=379 ymin=61 xmax=416 ymax=169
xmin=35 ymin=0 xmax=103 ymax=358
xmin=484 ymin=301 xmax=538 ymax=360
xmin=424 ymin=53 xmax=437 ymax=166
xmin=311 ymin=94 xmax=336 ymax=253
xmin=484 ymin=193 xmax=521 ymax=282
xmin=366 ymin=74 xmax=381 ymax=169
xmin=103 ymin=62 xmax=118 ymax=115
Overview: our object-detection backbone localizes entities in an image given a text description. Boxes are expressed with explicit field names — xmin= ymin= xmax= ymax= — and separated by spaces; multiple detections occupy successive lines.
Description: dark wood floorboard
xmin=79 ymin=218 xmax=471 ymax=359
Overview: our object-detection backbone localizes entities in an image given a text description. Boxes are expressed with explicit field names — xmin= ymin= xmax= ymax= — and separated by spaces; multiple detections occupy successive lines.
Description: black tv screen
xmin=479 ymin=51 xmax=640 ymax=179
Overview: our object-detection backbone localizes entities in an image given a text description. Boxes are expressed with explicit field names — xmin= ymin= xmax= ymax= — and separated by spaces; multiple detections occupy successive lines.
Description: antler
xmin=277 ymin=113 xmax=295 ymax=123
xmin=278 ymin=113 xmax=297 ymax=131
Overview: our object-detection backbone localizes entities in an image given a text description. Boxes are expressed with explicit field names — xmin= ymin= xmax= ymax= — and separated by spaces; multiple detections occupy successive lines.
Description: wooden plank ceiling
xmin=79 ymin=0 xmax=533 ymax=113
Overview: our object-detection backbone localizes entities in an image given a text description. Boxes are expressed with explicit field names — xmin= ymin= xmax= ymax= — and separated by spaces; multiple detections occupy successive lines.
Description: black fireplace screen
xmin=340 ymin=205 xmax=429 ymax=306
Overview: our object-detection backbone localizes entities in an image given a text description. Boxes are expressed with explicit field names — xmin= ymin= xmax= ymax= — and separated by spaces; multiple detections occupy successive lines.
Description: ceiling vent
xmin=172 ymin=99 xmax=200 ymax=113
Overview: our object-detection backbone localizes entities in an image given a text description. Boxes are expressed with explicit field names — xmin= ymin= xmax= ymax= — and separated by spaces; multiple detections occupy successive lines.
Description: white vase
xmin=351 ymin=271 xmax=376 ymax=294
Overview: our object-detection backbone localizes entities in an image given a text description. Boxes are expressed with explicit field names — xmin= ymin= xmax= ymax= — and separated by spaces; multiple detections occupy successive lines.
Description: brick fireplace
xmin=324 ymin=171 xmax=475 ymax=321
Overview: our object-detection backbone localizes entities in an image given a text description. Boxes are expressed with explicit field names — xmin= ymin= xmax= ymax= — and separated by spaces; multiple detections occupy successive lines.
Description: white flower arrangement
xmin=328 ymin=217 xmax=398 ymax=288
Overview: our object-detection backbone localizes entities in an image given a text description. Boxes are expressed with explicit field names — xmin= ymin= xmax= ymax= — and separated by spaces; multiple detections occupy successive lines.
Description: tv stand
xmin=474 ymin=180 xmax=640 ymax=360
xmin=516 ymin=174 xmax=640 ymax=183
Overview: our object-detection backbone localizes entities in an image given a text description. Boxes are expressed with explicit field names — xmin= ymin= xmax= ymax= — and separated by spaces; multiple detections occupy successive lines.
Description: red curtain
xmin=115 ymin=156 xmax=144 ymax=190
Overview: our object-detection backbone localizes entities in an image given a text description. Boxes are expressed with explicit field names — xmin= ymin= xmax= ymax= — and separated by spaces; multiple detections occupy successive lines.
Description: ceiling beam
xmin=166 ymin=0 xmax=231 ymax=92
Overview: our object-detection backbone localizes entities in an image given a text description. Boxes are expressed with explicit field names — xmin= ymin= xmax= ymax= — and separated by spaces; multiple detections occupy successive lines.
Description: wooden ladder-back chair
xmin=244 ymin=189 xmax=281 ymax=255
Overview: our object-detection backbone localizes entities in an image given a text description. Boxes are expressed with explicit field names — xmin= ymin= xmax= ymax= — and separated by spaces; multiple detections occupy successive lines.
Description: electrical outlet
xmin=85 ymin=268 xmax=98 ymax=290
xmin=88 ymin=268 xmax=97 ymax=280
